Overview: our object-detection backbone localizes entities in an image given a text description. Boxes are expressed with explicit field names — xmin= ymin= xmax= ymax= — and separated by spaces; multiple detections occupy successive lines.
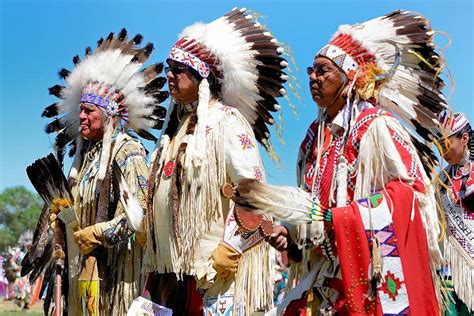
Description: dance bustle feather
xmin=113 ymin=161 xmax=145 ymax=232
xmin=22 ymin=153 xmax=72 ymax=315
xmin=235 ymin=179 xmax=313 ymax=225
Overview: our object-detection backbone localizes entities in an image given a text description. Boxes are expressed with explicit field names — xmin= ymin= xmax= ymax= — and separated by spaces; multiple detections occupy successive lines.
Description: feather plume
xmin=144 ymin=77 xmax=167 ymax=92
xmin=118 ymin=28 xmax=127 ymax=41
xmin=141 ymin=63 xmax=164 ymax=83
xmin=44 ymin=118 xmax=63 ymax=133
xmin=131 ymin=42 xmax=154 ymax=63
xmin=72 ymin=55 xmax=80 ymax=65
xmin=235 ymin=179 xmax=313 ymax=225
xmin=48 ymin=85 xmax=65 ymax=98
xmin=42 ymin=102 xmax=59 ymax=118
xmin=58 ymin=68 xmax=70 ymax=80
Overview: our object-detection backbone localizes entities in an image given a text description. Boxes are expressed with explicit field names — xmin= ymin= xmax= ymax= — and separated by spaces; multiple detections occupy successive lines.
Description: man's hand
xmin=73 ymin=223 xmax=107 ymax=254
xmin=210 ymin=242 xmax=241 ymax=280
xmin=266 ymin=225 xmax=290 ymax=251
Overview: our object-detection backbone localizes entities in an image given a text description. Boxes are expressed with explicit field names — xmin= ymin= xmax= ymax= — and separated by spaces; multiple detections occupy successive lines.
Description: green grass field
xmin=0 ymin=300 xmax=43 ymax=316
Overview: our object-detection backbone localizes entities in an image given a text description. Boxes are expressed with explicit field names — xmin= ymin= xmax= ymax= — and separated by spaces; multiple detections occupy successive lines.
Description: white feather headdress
xmin=318 ymin=10 xmax=448 ymax=142
xmin=166 ymin=7 xmax=290 ymax=149
xmin=42 ymin=29 xmax=169 ymax=172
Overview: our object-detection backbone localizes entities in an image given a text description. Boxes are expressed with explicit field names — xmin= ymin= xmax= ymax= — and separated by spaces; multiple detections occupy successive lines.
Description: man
xmin=235 ymin=10 xmax=448 ymax=315
xmin=142 ymin=8 xmax=291 ymax=315
xmin=36 ymin=29 xmax=168 ymax=315
xmin=437 ymin=111 xmax=473 ymax=314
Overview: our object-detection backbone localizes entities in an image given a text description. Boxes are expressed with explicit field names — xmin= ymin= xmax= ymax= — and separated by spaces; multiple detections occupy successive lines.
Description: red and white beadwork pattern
xmin=168 ymin=46 xmax=210 ymax=78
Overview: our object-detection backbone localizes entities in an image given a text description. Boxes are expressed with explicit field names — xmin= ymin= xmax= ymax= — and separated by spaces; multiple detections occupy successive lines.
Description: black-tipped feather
xmin=48 ymin=85 xmax=65 ymax=98
xmin=141 ymin=63 xmax=164 ymax=83
xmin=144 ymin=77 xmax=167 ymax=93
xmin=42 ymin=103 xmax=59 ymax=118
xmin=55 ymin=132 xmax=73 ymax=150
xmin=45 ymin=118 xmax=63 ymax=134
xmin=137 ymin=129 xmax=157 ymax=141
xmin=150 ymin=91 xmax=169 ymax=104
xmin=152 ymin=120 xmax=164 ymax=130
xmin=97 ymin=37 xmax=104 ymax=47
xmin=131 ymin=43 xmax=154 ymax=63
xmin=72 ymin=55 xmax=80 ymax=65
xmin=58 ymin=68 xmax=70 ymax=80
xmin=152 ymin=105 xmax=167 ymax=119
xmin=118 ymin=28 xmax=127 ymax=41
xmin=68 ymin=142 xmax=76 ymax=157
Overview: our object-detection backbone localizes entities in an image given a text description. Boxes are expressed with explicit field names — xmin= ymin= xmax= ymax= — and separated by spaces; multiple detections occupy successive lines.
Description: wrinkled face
xmin=440 ymin=133 xmax=469 ymax=165
xmin=79 ymin=102 xmax=104 ymax=141
xmin=166 ymin=60 xmax=200 ymax=104
xmin=308 ymin=56 xmax=347 ymax=108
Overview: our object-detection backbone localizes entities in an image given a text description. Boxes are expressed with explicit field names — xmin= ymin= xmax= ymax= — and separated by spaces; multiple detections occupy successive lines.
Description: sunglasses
xmin=165 ymin=65 xmax=190 ymax=75
xmin=307 ymin=64 xmax=338 ymax=77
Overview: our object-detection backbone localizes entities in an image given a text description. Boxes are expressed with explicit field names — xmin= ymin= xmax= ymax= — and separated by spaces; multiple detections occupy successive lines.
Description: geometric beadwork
xmin=365 ymin=224 xmax=399 ymax=257
xmin=380 ymin=270 xmax=403 ymax=301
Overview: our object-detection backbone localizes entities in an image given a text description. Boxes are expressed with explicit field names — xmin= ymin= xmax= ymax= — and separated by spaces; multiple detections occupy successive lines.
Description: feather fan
xmin=22 ymin=153 xmax=71 ymax=315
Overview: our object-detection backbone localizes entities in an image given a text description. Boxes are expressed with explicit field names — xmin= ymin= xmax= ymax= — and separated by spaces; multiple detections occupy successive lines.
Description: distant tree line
xmin=0 ymin=186 xmax=42 ymax=251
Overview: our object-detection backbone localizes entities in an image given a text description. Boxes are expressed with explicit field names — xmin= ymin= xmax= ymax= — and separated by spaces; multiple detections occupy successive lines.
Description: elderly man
xmin=142 ymin=8 xmax=292 ymax=316
xmin=236 ymin=10 xmax=449 ymax=315
xmin=40 ymin=29 xmax=168 ymax=315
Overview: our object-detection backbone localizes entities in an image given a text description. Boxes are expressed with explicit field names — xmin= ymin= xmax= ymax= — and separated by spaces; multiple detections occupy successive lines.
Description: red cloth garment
xmin=295 ymin=106 xmax=439 ymax=314
xmin=332 ymin=180 xmax=439 ymax=315
xmin=143 ymin=272 xmax=203 ymax=316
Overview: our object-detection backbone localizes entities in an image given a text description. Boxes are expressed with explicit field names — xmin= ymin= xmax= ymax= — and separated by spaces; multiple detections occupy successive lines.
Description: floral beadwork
xmin=253 ymin=166 xmax=264 ymax=181
xmin=238 ymin=133 xmax=255 ymax=150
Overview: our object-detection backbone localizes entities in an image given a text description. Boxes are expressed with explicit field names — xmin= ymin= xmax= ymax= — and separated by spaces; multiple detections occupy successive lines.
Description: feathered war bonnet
xmin=42 ymin=29 xmax=169 ymax=180
xmin=317 ymin=10 xmax=449 ymax=172
xmin=163 ymin=7 xmax=292 ymax=166
xmin=436 ymin=111 xmax=473 ymax=161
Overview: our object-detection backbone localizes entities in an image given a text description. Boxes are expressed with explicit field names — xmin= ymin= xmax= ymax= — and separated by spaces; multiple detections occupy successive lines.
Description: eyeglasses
xmin=165 ymin=65 xmax=190 ymax=75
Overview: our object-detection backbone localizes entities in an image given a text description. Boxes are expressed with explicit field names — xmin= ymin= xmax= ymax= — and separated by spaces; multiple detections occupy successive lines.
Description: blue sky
xmin=1 ymin=0 xmax=473 ymax=192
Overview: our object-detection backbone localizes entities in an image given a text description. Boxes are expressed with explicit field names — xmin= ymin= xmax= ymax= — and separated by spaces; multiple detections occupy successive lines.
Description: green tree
xmin=0 ymin=186 xmax=42 ymax=251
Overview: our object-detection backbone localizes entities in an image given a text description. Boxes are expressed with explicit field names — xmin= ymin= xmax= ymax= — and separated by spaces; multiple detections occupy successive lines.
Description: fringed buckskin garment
xmin=144 ymin=102 xmax=273 ymax=315
xmin=27 ymin=29 xmax=169 ymax=315
xmin=68 ymin=134 xmax=149 ymax=315
xmin=143 ymin=7 xmax=296 ymax=315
